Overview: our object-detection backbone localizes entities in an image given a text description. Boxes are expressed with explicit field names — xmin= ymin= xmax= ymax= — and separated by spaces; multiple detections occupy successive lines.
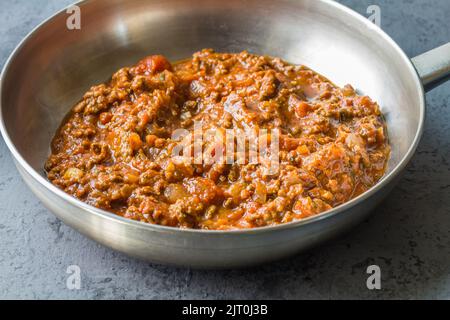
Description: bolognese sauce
xmin=45 ymin=49 xmax=390 ymax=229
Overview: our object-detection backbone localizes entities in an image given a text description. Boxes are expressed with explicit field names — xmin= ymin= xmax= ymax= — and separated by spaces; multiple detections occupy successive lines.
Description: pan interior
xmin=1 ymin=0 xmax=421 ymax=191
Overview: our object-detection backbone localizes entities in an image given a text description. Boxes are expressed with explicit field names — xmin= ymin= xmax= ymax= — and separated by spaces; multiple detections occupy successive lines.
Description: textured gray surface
xmin=0 ymin=0 xmax=449 ymax=299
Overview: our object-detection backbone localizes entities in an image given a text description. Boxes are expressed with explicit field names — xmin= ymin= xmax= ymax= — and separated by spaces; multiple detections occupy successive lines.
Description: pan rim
xmin=0 ymin=0 xmax=425 ymax=235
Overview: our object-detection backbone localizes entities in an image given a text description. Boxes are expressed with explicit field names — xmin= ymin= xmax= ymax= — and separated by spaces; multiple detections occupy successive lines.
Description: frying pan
xmin=1 ymin=0 xmax=449 ymax=268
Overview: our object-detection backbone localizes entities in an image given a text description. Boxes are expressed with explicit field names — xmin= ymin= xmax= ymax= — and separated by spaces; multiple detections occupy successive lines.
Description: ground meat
xmin=45 ymin=49 xmax=390 ymax=230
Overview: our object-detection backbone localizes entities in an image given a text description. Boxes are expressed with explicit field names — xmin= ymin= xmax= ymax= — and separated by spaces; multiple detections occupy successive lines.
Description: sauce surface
xmin=45 ymin=49 xmax=390 ymax=229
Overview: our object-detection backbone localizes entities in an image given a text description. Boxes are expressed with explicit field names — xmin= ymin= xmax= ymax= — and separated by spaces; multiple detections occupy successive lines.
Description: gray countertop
xmin=0 ymin=0 xmax=449 ymax=299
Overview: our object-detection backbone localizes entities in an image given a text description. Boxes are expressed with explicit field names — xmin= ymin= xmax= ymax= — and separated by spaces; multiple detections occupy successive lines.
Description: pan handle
xmin=411 ymin=42 xmax=450 ymax=92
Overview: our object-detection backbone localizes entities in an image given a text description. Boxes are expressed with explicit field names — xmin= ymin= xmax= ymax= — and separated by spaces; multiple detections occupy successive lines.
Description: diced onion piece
xmin=254 ymin=182 xmax=267 ymax=204
xmin=164 ymin=184 xmax=189 ymax=204
xmin=63 ymin=167 xmax=84 ymax=182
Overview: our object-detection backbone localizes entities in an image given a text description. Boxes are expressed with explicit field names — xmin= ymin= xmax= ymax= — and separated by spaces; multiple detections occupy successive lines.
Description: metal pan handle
xmin=411 ymin=42 xmax=450 ymax=92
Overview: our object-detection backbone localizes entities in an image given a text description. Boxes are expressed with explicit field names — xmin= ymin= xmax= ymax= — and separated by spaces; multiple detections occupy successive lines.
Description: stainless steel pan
xmin=1 ymin=0 xmax=449 ymax=268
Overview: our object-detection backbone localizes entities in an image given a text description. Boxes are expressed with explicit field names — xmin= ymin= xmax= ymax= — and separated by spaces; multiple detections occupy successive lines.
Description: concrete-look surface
xmin=0 ymin=0 xmax=449 ymax=299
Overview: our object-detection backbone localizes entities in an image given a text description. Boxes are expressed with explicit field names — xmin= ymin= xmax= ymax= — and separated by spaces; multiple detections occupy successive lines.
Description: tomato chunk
xmin=135 ymin=55 xmax=172 ymax=75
